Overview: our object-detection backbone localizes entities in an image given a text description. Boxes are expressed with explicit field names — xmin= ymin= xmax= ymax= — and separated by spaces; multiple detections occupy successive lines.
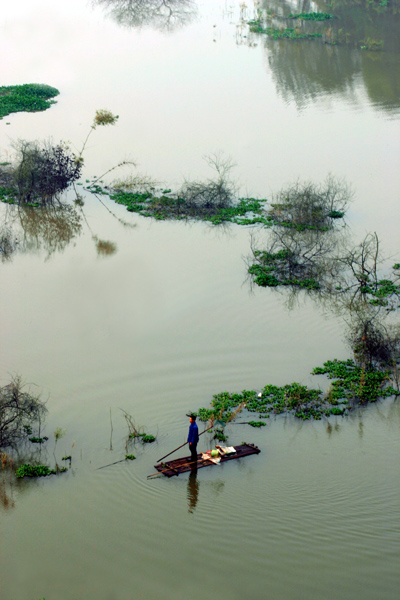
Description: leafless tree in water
xmin=0 ymin=376 xmax=47 ymax=449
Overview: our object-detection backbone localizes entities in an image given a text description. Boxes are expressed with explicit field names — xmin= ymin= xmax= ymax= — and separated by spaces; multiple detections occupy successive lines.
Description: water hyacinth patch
xmin=197 ymin=359 xmax=399 ymax=425
xmin=0 ymin=84 xmax=59 ymax=119
xmin=288 ymin=12 xmax=335 ymax=21
xmin=15 ymin=464 xmax=67 ymax=478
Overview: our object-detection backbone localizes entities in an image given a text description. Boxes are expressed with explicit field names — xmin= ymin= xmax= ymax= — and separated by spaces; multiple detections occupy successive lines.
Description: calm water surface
xmin=0 ymin=1 xmax=399 ymax=599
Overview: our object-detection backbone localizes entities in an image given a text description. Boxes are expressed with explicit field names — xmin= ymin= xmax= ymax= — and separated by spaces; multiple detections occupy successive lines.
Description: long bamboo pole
xmin=156 ymin=424 xmax=214 ymax=463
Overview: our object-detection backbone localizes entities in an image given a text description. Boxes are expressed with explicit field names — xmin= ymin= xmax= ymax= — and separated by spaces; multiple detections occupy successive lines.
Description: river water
xmin=1 ymin=1 xmax=399 ymax=599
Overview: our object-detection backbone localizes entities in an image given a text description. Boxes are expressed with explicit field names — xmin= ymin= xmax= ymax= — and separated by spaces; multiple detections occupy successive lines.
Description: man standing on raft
xmin=187 ymin=413 xmax=199 ymax=465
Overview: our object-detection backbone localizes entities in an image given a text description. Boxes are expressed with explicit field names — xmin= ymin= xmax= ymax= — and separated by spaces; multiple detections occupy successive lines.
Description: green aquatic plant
xmin=197 ymin=355 xmax=399 ymax=425
xmin=89 ymin=152 xmax=270 ymax=226
xmin=312 ymin=359 xmax=399 ymax=404
xmin=141 ymin=434 xmax=156 ymax=443
xmin=99 ymin=184 xmax=271 ymax=226
xmin=125 ymin=454 xmax=136 ymax=460
xmin=265 ymin=27 xmax=322 ymax=40
xmin=0 ymin=83 xmax=59 ymax=119
xmin=15 ymin=464 xmax=55 ymax=478
xmin=0 ymin=186 xmax=17 ymax=204
xmin=248 ymin=21 xmax=267 ymax=33
xmin=288 ymin=12 xmax=334 ymax=20
xmin=213 ymin=428 xmax=227 ymax=442
xmin=29 ymin=436 xmax=48 ymax=444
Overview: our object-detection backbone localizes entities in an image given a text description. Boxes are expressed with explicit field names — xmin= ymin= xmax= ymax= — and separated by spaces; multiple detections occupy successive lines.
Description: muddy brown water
xmin=1 ymin=1 xmax=399 ymax=599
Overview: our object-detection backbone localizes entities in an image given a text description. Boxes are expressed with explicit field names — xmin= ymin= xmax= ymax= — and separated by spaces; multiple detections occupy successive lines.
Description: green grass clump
xmin=328 ymin=210 xmax=345 ymax=219
xmin=0 ymin=84 xmax=59 ymax=119
xmin=265 ymin=27 xmax=322 ymax=40
xmin=15 ymin=464 xmax=54 ymax=478
xmin=248 ymin=22 xmax=267 ymax=33
xmin=213 ymin=428 xmax=227 ymax=442
xmin=125 ymin=454 xmax=136 ymax=460
xmin=141 ymin=434 xmax=156 ymax=443
xmin=330 ymin=407 xmax=345 ymax=415
xmin=0 ymin=186 xmax=17 ymax=204
xmin=289 ymin=12 xmax=334 ymax=20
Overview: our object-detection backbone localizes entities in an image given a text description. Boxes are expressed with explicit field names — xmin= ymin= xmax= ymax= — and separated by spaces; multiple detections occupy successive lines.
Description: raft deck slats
xmin=154 ymin=443 xmax=261 ymax=477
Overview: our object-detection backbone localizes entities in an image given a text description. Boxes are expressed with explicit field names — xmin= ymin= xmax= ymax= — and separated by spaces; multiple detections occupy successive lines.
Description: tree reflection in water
xmin=245 ymin=0 xmax=400 ymax=113
xmin=6 ymin=203 xmax=83 ymax=260
xmin=93 ymin=0 xmax=198 ymax=31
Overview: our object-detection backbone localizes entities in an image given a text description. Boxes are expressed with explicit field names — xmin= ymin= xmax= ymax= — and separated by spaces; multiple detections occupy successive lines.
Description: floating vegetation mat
xmin=288 ymin=12 xmax=335 ymax=21
xmin=197 ymin=360 xmax=399 ymax=423
xmin=248 ymin=21 xmax=322 ymax=39
xmin=87 ymin=184 xmax=272 ymax=226
xmin=0 ymin=186 xmax=17 ymax=203
xmin=15 ymin=464 xmax=67 ymax=478
xmin=0 ymin=84 xmax=59 ymax=119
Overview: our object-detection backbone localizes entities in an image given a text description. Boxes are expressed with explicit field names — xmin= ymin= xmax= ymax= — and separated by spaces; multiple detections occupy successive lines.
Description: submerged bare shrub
xmin=12 ymin=140 xmax=82 ymax=204
xmin=0 ymin=376 xmax=47 ymax=448
xmin=248 ymin=226 xmax=342 ymax=290
xmin=347 ymin=310 xmax=400 ymax=370
xmin=269 ymin=174 xmax=352 ymax=230
xmin=178 ymin=154 xmax=237 ymax=216
xmin=336 ymin=232 xmax=400 ymax=311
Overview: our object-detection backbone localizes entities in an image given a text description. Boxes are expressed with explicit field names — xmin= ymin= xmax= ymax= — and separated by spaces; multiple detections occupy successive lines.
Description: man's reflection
xmin=187 ymin=468 xmax=199 ymax=513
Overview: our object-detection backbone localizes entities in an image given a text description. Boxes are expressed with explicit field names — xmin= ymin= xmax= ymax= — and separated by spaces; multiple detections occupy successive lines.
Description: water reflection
xmin=249 ymin=0 xmax=400 ymax=113
xmin=187 ymin=468 xmax=199 ymax=513
xmin=2 ymin=203 xmax=82 ymax=260
xmin=93 ymin=0 xmax=198 ymax=31
xmin=0 ymin=443 xmax=51 ymax=513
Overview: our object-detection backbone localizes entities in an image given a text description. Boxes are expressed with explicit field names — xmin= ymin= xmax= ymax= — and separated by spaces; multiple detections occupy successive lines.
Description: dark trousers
xmin=190 ymin=443 xmax=198 ymax=465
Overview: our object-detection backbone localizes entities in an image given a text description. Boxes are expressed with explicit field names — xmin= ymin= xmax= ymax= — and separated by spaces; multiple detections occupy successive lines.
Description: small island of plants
xmin=0 ymin=83 xmax=59 ymax=119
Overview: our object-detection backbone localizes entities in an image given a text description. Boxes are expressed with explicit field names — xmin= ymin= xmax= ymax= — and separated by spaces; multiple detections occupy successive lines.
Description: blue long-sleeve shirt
xmin=188 ymin=422 xmax=199 ymax=445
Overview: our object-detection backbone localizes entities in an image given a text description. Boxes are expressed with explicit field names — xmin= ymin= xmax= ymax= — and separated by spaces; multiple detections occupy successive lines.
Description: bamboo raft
xmin=153 ymin=443 xmax=261 ymax=477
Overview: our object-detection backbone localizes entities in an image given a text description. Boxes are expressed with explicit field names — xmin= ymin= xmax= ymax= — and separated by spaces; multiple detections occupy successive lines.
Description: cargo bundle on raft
xmin=149 ymin=443 xmax=260 ymax=478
